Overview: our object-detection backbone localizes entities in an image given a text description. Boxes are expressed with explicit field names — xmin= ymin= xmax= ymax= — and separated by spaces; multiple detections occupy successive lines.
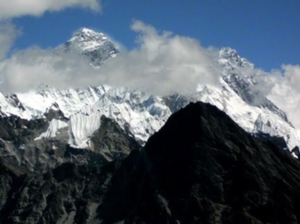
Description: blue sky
xmin=5 ymin=0 xmax=300 ymax=71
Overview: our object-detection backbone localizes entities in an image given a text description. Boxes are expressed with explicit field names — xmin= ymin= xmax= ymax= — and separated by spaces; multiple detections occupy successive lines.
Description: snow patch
xmin=35 ymin=119 xmax=68 ymax=140
xmin=68 ymin=112 xmax=102 ymax=149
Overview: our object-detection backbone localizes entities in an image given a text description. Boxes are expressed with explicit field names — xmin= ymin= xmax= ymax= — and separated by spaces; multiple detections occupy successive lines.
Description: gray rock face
xmin=0 ymin=114 xmax=139 ymax=174
xmin=0 ymin=115 xmax=139 ymax=223
xmin=0 ymin=159 xmax=120 ymax=224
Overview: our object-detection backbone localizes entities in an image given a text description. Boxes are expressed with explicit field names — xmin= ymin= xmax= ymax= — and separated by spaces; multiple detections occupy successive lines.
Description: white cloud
xmin=97 ymin=20 xmax=221 ymax=95
xmin=0 ymin=47 xmax=93 ymax=92
xmin=0 ymin=0 xmax=101 ymax=19
xmin=0 ymin=22 xmax=19 ymax=60
xmin=266 ymin=65 xmax=300 ymax=128
xmin=282 ymin=64 xmax=300 ymax=91
xmin=0 ymin=20 xmax=221 ymax=95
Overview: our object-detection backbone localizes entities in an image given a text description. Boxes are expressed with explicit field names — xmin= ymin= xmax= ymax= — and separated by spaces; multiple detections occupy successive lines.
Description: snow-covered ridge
xmin=219 ymin=47 xmax=291 ymax=124
xmin=0 ymin=84 xmax=171 ymax=148
xmin=1 ymin=78 xmax=299 ymax=150
xmin=0 ymin=28 xmax=299 ymax=151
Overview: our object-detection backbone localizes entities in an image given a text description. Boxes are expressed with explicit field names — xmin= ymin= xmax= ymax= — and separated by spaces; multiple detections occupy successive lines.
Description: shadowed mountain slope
xmin=98 ymin=102 xmax=300 ymax=224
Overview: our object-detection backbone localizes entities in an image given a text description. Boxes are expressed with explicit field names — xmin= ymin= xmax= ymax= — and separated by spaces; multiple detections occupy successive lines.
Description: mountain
xmin=219 ymin=48 xmax=289 ymax=123
xmin=2 ymin=26 xmax=300 ymax=224
xmin=60 ymin=28 xmax=119 ymax=66
xmin=97 ymin=102 xmax=300 ymax=223
xmin=164 ymin=48 xmax=299 ymax=150
xmin=1 ymin=102 xmax=300 ymax=223
xmin=0 ymin=113 xmax=140 ymax=173
xmin=0 ymin=28 xmax=300 ymax=174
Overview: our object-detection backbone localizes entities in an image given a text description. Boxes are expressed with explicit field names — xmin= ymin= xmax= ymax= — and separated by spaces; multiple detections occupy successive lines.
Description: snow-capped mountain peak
xmin=218 ymin=47 xmax=291 ymax=127
xmin=75 ymin=27 xmax=101 ymax=36
xmin=68 ymin=28 xmax=108 ymax=50
xmin=219 ymin=47 xmax=255 ymax=70
xmin=62 ymin=27 xmax=119 ymax=66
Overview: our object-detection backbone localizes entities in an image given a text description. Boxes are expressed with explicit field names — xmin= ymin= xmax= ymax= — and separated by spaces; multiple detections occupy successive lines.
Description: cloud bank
xmin=0 ymin=20 xmax=221 ymax=95
xmin=0 ymin=0 xmax=101 ymax=19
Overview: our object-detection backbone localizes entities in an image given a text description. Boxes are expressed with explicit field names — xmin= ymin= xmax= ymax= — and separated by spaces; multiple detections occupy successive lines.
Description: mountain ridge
xmin=0 ymin=27 xmax=299 ymax=164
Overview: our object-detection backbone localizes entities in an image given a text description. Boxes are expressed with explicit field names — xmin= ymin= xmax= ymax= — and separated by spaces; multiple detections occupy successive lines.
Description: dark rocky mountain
xmin=0 ymin=115 xmax=140 ymax=223
xmin=97 ymin=102 xmax=300 ymax=223
xmin=0 ymin=114 xmax=139 ymax=174
xmin=1 ymin=102 xmax=300 ymax=223
xmin=0 ymin=157 xmax=120 ymax=223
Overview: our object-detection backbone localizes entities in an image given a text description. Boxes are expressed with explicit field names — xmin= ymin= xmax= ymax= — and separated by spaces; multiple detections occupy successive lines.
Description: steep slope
xmin=97 ymin=102 xmax=300 ymax=224
xmin=162 ymin=47 xmax=299 ymax=150
xmin=164 ymin=78 xmax=300 ymax=150
xmin=219 ymin=47 xmax=289 ymax=123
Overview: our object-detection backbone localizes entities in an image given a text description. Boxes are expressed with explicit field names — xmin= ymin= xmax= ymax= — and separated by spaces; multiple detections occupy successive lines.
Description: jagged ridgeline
xmin=1 ymin=102 xmax=300 ymax=223
xmin=0 ymin=28 xmax=300 ymax=156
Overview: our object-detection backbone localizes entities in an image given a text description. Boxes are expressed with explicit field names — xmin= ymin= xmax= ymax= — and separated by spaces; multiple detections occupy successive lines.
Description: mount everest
xmin=0 ymin=28 xmax=299 ymax=173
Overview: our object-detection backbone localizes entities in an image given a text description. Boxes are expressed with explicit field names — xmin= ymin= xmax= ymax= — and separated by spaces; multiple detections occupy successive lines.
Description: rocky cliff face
xmin=0 ymin=114 xmax=140 ymax=174
xmin=1 ymin=102 xmax=300 ymax=223
xmin=0 ymin=115 xmax=140 ymax=223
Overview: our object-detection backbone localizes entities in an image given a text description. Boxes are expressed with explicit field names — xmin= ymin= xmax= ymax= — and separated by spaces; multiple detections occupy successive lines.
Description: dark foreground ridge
xmin=1 ymin=102 xmax=300 ymax=223
xmin=97 ymin=102 xmax=300 ymax=224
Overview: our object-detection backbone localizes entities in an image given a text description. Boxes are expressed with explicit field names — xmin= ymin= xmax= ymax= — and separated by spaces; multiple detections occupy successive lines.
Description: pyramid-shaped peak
xmin=62 ymin=27 xmax=118 ymax=66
